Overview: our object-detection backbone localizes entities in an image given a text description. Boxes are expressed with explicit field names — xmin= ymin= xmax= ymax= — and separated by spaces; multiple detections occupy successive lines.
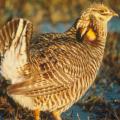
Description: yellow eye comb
xmin=86 ymin=28 xmax=96 ymax=41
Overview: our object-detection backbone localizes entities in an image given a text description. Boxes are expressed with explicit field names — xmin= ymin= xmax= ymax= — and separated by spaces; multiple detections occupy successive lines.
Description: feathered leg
xmin=34 ymin=109 xmax=40 ymax=120
xmin=52 ymin=111 xmax=62 ymax=120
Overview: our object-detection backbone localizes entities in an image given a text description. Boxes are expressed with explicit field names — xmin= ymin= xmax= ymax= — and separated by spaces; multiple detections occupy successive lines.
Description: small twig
xmin=113 ymin=109 xmax=119 ymax=120
xmin=77 ymin=113 xmax=81 ymax=120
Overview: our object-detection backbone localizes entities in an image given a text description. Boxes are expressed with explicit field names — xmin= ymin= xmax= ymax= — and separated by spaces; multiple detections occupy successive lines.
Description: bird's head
xmin=89 ymin=4 xmax=118 ymax=22
xmin=77 ymin=4 xmax=118 ymax=26
xmin=76 ymin=3 xmax=118 ymax=43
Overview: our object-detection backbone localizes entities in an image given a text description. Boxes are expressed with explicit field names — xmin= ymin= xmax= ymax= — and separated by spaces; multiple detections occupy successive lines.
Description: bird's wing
xmin=7 ymin=40 xmax=81 ymax=97
xmin=7 ymin=76 xmax=72 ymax=97
xmin=7 ymin=45 xmax=79 ymax=96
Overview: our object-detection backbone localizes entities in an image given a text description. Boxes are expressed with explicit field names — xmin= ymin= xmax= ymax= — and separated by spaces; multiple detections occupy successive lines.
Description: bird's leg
xmin=33 ymin=108 xmax=40 ymax=120
xmin=52 ymin=111 xmax=62 ymax=120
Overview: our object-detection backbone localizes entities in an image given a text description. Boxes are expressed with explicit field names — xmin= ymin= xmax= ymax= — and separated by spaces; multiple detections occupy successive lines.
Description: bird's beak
xmin=112 ymin=11 xmax=119 ymax=17
xmin=114 ymin=13 xmax=119 ymax=17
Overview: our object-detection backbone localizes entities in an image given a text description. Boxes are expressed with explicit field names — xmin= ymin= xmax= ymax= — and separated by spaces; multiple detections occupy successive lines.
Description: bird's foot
xmin=52 ymin=111 xmax=62 ymax=120
xmin=34 ymin=108 xmax=40 ymax=120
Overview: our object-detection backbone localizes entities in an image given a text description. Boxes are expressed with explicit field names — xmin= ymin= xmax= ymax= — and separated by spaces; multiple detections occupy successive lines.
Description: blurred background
xmin=0 ymin=0 xmax=120 ymax=120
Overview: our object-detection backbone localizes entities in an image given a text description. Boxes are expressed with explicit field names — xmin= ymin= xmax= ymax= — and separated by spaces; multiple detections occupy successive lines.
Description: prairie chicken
xmin=0 ymin=3 xmax=118 ymax=120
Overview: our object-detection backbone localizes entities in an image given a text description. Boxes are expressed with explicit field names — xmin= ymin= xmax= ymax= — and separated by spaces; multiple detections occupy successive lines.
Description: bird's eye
xmin=99 ymin=10 xmax=108 ymax=15
xmin=100 ymin=10 xmax=105 ymax=13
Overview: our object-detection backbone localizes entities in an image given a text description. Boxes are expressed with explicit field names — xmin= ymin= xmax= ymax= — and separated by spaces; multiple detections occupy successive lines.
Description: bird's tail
xmin=0 ymin=18 xmax=32 ymax=56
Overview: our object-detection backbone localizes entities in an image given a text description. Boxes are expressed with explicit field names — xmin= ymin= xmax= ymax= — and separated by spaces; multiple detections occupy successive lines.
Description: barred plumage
xmin=0 ymin=3 xmax=118 ymax=120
